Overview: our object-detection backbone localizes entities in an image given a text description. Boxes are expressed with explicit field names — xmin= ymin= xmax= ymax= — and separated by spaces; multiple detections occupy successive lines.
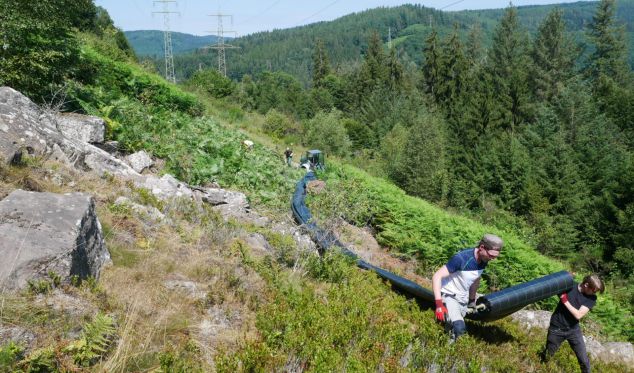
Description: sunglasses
xmin=482 ymin=246 xmax=501 ymax=256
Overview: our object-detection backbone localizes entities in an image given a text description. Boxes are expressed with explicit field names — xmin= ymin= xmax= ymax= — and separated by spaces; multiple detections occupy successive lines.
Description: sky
xmin=94 ymin=0 xmax=596 ymax=36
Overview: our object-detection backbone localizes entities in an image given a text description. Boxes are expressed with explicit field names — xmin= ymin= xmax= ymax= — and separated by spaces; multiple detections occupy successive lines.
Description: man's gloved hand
xmin=435 ymin=299 xmax=448 ymax=322
xmin=560 ymin=292 xmax=569 ymax=304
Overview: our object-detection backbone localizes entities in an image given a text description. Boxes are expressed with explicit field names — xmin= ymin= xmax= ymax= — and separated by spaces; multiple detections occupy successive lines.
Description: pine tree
xmin=466 ymin=23 xmax=484 ymax=66
xmin=386 ymin=46 xmax=404 ymax=92
xmin=487 ymin=5 xmax=531 ymax=133
xmin=439 ymin=24 xmax=468 ymax=110
xmin=529 ymin=9 xmax=577 ymax=102
xmin=312 ymin=38 xmax=331 ymax=88
xmin=585 ymin=0 xmax=629 ymax=83
xmin=359 ymin=31 xmax=388 ymax=88
xmin=422 ymin=29 xmax=443 ymax=100
xmin=585 ymin=0 xmax=634 ymax=135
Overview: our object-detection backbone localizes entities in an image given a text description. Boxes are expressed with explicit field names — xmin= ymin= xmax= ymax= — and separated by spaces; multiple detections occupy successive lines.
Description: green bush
xmin=72 ymin=46 xmax=203 ymax=116
xmin=185 ymin=69 xmax=234 ymax=98
xmin=0 ymin=341 xmax=24 ymax=369
xmin=158 ymin=340 xmax=204 ymax=373
xmin=63 ymin=313 xmax=116 ymax=367
xmin=0 ymin=0 xmax=93 ymax=102
xmin=302 ymin=110 xmax=352 ymax=157
xmin=263 ymin=109 xmax=300 ymax=139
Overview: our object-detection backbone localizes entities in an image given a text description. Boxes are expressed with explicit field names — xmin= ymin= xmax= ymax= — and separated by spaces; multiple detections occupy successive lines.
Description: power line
xmin=440 ymin=0 xmax=466 ymax=11
xmin=237 ymin=0 xmax=283 ymax=26
xmin=296 ymin=0 xmax=342 ymax=25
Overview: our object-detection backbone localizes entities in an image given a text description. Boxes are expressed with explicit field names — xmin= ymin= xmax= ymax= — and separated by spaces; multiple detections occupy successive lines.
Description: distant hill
xmin=131 ymin=1 xmax=634 ymax=83
xmin=124 ymin=30 xmax=223 ymax=57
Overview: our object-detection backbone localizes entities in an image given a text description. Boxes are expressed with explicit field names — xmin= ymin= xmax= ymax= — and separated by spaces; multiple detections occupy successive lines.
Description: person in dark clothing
xmin=541 ymin=274 xmax=604 ymax=373
xmin=284 ymin=147 xmax=293 ymax=166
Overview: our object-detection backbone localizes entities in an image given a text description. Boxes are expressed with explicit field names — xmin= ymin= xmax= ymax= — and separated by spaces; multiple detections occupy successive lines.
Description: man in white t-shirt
xmin=431 ymin=234 xmax=503 ymax=341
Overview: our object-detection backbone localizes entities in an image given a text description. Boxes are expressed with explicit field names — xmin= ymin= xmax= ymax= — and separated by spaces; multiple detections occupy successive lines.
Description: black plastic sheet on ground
xmin=291 ymin=172 xmax=571 ymax=321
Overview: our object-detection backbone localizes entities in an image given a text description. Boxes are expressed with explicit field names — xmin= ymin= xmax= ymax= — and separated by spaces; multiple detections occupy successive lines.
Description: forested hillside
xmin=125 ymin=30 xmax=220 ymax=58
xmin=149 ymin=0 xmax=634 ymax=83
xmin=0 ymin=0 xmax=632 ymax=371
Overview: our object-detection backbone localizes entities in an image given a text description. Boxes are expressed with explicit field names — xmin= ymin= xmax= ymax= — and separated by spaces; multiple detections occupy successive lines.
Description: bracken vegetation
xmin=0 ymin=0 xmax=632 ymax=372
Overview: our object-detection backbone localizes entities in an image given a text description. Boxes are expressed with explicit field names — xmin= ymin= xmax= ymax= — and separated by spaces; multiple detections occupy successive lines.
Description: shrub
xmin=302 ymin=110 xmax=352 ymax=157
xmin=263 ymin=109 xmax=299 ymax=139
xmin=0 ymin=341 xmax=24 ymax=369
xmin=185 ymin=69 xmax=234 ymax=98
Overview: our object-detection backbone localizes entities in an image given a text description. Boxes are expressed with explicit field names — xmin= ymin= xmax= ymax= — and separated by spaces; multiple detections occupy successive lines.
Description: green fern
xmin=64 ymin=313 xmax=116 ymax=367
xmin=20 ymin=347 xmax=57 ymax=372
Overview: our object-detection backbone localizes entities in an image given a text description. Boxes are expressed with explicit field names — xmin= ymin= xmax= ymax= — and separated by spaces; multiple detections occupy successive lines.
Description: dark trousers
xmin=542 ymin=326 xmax=591 ymax=373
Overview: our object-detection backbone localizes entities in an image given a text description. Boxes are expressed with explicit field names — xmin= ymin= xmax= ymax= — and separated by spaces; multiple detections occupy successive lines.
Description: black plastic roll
xmin=357 ymin=260 xmax=436 ymax=303
xmin=467 ymin=270 xmax=573 ymax=322
xmin=291 ymin=172 xmax=435 ymax=304
xmin=291 ymin=173 xmax=570 ymax=321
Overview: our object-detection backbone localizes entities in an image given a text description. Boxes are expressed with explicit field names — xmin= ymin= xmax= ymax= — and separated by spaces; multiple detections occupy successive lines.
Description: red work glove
xmin=560 ymin=293 xmax=569 ymax=304
xmin=435 ymin=299 xmax=448 ymax=322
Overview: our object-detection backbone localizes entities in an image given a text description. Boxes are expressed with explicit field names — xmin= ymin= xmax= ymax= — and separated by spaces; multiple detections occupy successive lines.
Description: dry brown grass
xmin=0 ymin=159 xmax=276 ymax=371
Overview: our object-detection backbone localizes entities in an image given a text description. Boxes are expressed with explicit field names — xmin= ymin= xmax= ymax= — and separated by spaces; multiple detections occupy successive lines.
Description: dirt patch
xmin=307 ymin=180 xmax=326 ymax=194
xmin=334 ymin=221 xmax=431 ymax=288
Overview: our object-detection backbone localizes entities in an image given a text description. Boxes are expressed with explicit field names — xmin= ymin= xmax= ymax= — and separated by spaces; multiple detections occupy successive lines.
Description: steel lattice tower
xmin=207 ymin=13 xmax=238 ymax=77
xmin=153 ymin=0 xmax=178 ymax=83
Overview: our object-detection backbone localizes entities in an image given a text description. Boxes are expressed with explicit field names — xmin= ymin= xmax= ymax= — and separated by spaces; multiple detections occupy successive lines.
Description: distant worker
xmin=284 ymin=147 xmax=293 ymax=166
xmin=432 ymin=234 xmax=503 ymax=342
xmin=540 ymin=274 xmax=604 ymax=373
xmin=242 ymin=139 xmax=254 ymax=151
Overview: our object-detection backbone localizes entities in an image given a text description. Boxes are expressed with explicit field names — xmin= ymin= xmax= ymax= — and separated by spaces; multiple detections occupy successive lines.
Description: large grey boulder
xmin=134 ymin=174 xmax=193 ymax=200
xmin=54 ymin=112 xmax=105 ymax=144
xmin=0 ymin=87 xmax=139 ymax=177
xmin=510 ymin=310 xmax=551 ymax=330
xmin=126 ymin=150 xmax=154 ymax=173
xmin=600 ymin=342 xmax=634 ymax=365
xmin=0 ymin=190 xmax=111 ymax=290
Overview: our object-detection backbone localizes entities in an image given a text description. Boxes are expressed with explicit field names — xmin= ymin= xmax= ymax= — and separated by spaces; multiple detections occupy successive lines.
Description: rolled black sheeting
xmin=357 ymin=260 xmax=435 ymax=303
xmin=291 ymin=173 xmax=571 ymax=321
xmin=291 ymin=171 xmax=435 ymax=304
xmin=467 ymin=270 xmax=573 ymax=322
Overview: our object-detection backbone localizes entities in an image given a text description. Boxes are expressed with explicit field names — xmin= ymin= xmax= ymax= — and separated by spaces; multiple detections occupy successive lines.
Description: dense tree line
xmin=215 ymin=1 xmax=633 ymax=299
xmin=155 ymin=1 xmax=634 ymax=84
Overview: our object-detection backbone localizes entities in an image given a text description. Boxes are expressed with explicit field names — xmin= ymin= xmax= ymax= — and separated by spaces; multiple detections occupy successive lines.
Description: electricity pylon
xmin=207 ymin=13 xmax=239 ymax=77
xmin=153 ymin=0 xmax=179 ymax=83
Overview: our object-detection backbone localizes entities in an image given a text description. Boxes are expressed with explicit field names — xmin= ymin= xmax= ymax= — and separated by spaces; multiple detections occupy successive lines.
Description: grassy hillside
xmin=0 ymin=2 xmax=631 ymax=371
xmin=144 ymin=0 xmax=634 ymax=83
xmin=124 ymin=30 xmax=221 ymax=57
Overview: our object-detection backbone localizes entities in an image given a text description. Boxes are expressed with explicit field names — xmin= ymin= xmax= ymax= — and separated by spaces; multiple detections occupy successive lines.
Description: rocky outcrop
xmin=510 ymin=310 xmax=551 ymax=330
xmin=0 ymin=190 xmax=111 ymax=290
xmin=125 ymin=150 xmax=153 ymax=173
xmin=55 ymin=112 xmax=105 ymax=144
xmin=114 ymin=196 xmax=165 ymax=223
xmin=0 ymin=87 xmax=270 ymax=227
xmin=0 ymin=325 xmax=36 ymax=349
xmin=0 ymin=87 xmax=138 ymax=177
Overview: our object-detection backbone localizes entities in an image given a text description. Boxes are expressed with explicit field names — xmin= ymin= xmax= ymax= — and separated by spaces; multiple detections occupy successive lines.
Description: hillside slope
xmin=124 ymin=30 xmax=221 ymax=57
xmin=1 ymin=1 xmax=632 ymax=371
